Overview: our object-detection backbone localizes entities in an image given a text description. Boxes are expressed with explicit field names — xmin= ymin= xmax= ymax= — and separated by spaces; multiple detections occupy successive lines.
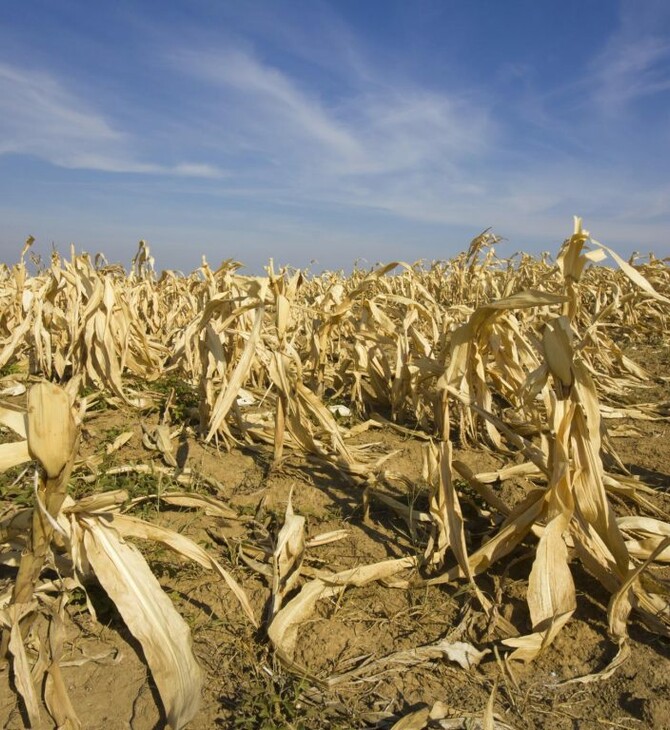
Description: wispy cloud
xmin=187 ymin=49 xmax=362 ymax=161
xmin=0 ymin=62 xmax=224 ymax=177
xmin=588 ymin=1 xmax=670 ymax=111
xmin=174 ymin=45 xmax=494 ymax=214
xmin=0 ymin=63 xmax=120 ymax=156
xmin=591 ymin=37 xmax=670 ymax=111
xmin=168 ymin=36 xmax=670 ymax=258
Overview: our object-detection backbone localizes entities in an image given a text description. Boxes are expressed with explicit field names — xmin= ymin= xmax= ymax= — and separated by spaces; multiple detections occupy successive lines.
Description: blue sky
xmin=1 ymin=0 xmax=669 ymax=273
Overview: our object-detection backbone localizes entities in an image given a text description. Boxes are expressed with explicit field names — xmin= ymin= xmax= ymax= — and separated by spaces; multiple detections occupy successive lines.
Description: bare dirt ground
xmin=1 ymin=345 xmax=669 ymax=729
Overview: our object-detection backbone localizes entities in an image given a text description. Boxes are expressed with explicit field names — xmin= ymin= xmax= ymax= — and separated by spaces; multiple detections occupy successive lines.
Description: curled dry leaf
xmin=434 ymin=639 xmax=491 ymax=670
xmin=268 ymin=557 xmax=416 ymax=664
xmin=105 ymin=429 xmax=134 ymax=455
xmin=270 ymin=488 xmax=305 ymax=619
xmin=82 ymin=510 xmax=258 ymax=628
xmin=80 ymin=515 xmax=202 ymax=730
xmin=305 ymin=529 xmax=350 ymax=548
xmin=0 ymin=602 xmax=41 ymax=728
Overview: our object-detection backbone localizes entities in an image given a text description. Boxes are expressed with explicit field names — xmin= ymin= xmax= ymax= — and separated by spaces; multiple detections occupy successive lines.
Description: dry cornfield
xmin=0 ymin=218 xmax=669 ymax=729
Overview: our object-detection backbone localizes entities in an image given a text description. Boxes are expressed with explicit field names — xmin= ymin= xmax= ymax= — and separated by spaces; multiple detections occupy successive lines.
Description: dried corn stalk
xmin=0 ymin=383 xmax=256 ymax=728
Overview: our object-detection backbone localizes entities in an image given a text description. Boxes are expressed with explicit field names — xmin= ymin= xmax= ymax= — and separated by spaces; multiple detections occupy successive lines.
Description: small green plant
xmin=0 ymin=361 xmax=21 ymax=378
xmin=0 ymin=464 xmax=33 ymax=505
xmin=80 ymin=384 xmax=108 ymax=411
xmin=102 ymin=425 xmax=126 ymax=442
xmin=232 ymin=671 xmax=321 ymax=730
xmin=152 ymin=374 xmax=199 ymax=422
xmin=70 ymin=466 xmax=174 ymax=509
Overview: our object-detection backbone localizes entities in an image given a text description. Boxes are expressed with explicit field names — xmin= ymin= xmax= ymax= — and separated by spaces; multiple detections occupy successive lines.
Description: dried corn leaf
xmin=154 ymin=424 xmax=177 ymax=466
xmin=44 ymin=597 xmax=82 ymax=729
xmin=105 ymin=429 xmax=134 ymax=455
xmin=26 ymin=381 xmax=78 ymax=479
xmin=0 ymin=440 xmax=31 ymax=472
xmin=609 ymin=536 xmax=670 ymax=645
xmin=80 ymin=515 xmax=202 ymax=729
xmin=426 ymin=489 xmax=547 ymax=584
xmin=270 ymin=489 xmax=305 ymax=619
xmin=305 ymin=529 xmax=350 ymax=548
xmin=128 ymin=491 xmax=240 ymax=520
xmin=330 ymin=638 xmax=489 ymax=688
xmin=96 ymin=511 xmax=257 ymax=627
xmin=598 ymin=241 xmax=670 ymax=304
xmin=425 ymin=441 xmax=492 ymax=613
xmin=0 ymin=602 xmax=41 ymax=727
xmin=268 ymin=557 xmax=416 ymax=662
xmin=617 ymin=513 xmax=670 ymax=561
xmin=206 ymin=306 xmax=264 ymax=441
xmin=391 ymin=706 xmax=431 ymax=730
xmin=525 ymin=396 xmax=575 ymax=643
xmin=0 ymin=403 xmax=27 ymax=437
xmin=502 ymin=610 xmax=573 ymax=662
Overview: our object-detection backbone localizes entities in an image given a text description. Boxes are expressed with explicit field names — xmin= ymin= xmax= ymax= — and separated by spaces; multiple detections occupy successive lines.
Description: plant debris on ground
xmin=0 ymin=219 xmax=669 ymax=729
